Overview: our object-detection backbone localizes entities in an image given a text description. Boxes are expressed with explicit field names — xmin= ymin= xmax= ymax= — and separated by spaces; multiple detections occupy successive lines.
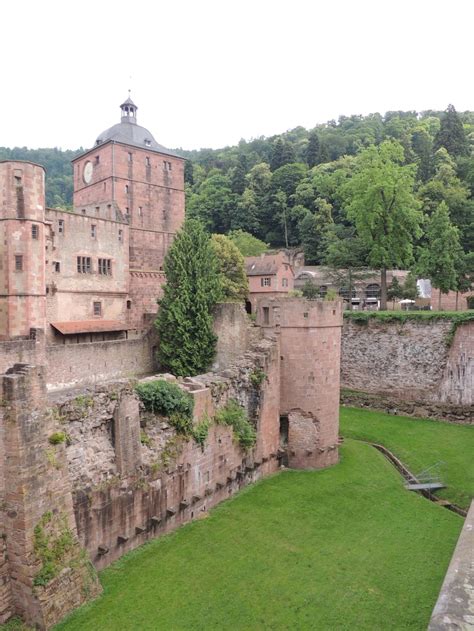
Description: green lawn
xmin=55 ymin=440 xmax=462 ymax=631
xmin=340 ymin=407 xmax=474 ymax=510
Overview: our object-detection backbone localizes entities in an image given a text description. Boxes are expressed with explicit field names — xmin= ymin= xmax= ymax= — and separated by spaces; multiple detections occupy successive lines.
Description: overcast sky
xmin=2 ymin=0 xmax=472 ymax=151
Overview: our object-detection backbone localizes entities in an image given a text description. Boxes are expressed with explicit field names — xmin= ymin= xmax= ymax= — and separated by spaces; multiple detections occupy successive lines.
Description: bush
xmin=192 ymin=417 xmax=211 ymax=446
xmin=135 ymin=380 xmax=193 ymax=418
xmin=215 ymin=400 xmax=256 ymax=449
xmin=48 ymin=432 xmax=68 ymax=445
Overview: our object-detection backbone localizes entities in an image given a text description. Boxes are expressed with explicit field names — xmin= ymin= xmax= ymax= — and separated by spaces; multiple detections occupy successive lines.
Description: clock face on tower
xmin=83 ymin=161 xmax=93 ymax=184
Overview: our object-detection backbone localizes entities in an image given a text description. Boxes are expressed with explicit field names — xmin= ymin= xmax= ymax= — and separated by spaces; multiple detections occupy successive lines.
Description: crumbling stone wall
xmin=0 ymin=365 xmax=101 ymax=629
xmin=341 ymin=319 xmax=473 ymax=422
xmin=44 ymin=333 xmax=282 ymax=572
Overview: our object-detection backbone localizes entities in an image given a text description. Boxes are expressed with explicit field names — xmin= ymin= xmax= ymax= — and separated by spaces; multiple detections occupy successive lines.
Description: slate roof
xmin=95 ymin=121 xmax=182 ymax=158
xmin=245 ymin=256 xmax=280 ymax=276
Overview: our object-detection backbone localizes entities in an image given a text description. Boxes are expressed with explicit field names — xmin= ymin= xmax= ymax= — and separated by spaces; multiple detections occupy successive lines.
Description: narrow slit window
xmin=31 ymin=224 xmax=39 ymax=239
xmin=93 ymin=301 xmax=102 ymax=316
xmin=15 ymin=255 xmax=23 ymax=271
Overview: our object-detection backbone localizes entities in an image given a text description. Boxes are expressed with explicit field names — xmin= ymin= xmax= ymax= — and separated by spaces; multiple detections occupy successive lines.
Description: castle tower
xmin=0 ymin=161 xmax=46 ymax=339
xmin=257 ymin=297 xmax=343 ymax=469
xmin=71 ymin=96 xmax=185 ymax=329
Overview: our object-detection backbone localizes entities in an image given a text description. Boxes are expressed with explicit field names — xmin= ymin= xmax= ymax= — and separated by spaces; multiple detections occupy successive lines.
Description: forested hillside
xmin=1 ymin=107 xmax=473 ymax=281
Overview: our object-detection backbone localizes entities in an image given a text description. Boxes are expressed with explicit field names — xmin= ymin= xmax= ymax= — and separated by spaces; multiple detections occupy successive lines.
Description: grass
xmin=54 ymin=440 xmax=462 ymax=631
xmin=340 ymin=407 xmax=474 ymax=509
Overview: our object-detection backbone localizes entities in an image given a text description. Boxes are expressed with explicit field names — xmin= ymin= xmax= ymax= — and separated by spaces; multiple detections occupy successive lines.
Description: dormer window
xmin=145 ymin=139 xmax=151 ymax=147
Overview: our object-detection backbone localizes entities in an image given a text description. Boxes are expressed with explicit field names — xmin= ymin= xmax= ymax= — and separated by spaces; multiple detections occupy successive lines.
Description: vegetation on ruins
xmin=155 ymin=219 xmax=221 ymax=376
xmin=211 ymin=233 xmax=248 ymax=302
xmin=340 ymin=407 xmax=474 ymax=509
xmin=54 ymin=437 xmax=462 ymax=631
xmin=135 ymin=380 xmax=193 ymax=418
xmin=33 ymin=512 xmax=75 ymax=587
xmin=214 ymin=399 xmax=257 ymax=449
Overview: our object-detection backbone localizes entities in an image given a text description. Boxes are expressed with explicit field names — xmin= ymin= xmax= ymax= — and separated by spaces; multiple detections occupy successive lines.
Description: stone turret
xmin=0 ymin=161 xmax=47 ymax=339
xmin=257 ymin=297 xmax=343 ymax=469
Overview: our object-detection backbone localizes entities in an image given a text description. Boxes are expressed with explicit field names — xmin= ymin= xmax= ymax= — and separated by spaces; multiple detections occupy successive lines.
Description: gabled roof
xmin=245 ymin=253 xmax=294 ymax=276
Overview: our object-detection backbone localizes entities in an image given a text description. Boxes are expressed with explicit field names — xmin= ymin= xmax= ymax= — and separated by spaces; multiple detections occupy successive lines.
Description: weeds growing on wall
xmin=249 ymin=368 xmax=266 ymax=388
xmin=33 ymin=512 xmax=75 ymax=587
xmin=344 ymin=310 xmax=474 ymax=346
xmin=215 ymin=400 xmax=256 ymax=449
xmin=192 ymin=417 xmax=211 ymax=446
xmin=135 ymin=380 xmax=194 ymax=418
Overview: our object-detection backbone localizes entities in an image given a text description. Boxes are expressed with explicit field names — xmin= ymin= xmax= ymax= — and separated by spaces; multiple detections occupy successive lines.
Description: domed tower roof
xmin=94 ymin=95 xmax=181 ymax=158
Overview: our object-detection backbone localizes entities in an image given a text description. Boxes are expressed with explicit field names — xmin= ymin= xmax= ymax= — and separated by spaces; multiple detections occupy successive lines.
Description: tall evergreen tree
xmin=433 ymin=104 xmax=469 ymax=157
xmin=156 ymin=219 xmax=221 ymax=376
xmin=306 ymin=131 xmax=321 ymax=168
xmin=270 ymin=138 xmax=295 ymax=171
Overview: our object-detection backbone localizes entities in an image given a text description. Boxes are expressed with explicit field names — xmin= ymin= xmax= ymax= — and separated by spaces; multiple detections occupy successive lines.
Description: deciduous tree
xmin=211 ymin=234 xmax=248 ymax=302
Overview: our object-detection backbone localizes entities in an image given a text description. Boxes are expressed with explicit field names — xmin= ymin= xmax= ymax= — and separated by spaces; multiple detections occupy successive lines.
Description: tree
xmin=417 ymin=202 xmax=465 ymax=309
xmin=387 ymin=276 xmax=403 ymax=308
xmin=301 ymin=279 xmax=320 ymax=299
xmin=228 ymin=229 xmax=269 ymax=256
xmin=401 ymin=272 xmax=418 ymax=300
xmin=306 ymin=131 xmax=320 ymax=168
xmin=211 ymin=234 xmax=248 ymax=302
xmin=297 ymin=198 xmax=333 ymax=264
xmin=156 ymin=219 xmax=221 ymax=376
xmin=345 ymin=141 xmax=422 ymax=309
xmin=433 ymin=104 xmax=469 ymax=157
xmin=270 ymin=138 xmax=295 ymax=171
xmin=322 ymin=224 xmax=370 ymax=311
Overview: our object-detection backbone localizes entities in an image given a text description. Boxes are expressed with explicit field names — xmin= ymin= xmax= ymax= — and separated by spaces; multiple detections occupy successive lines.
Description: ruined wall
xmin=212 ymin=302 xmax=252 ymax=371
xmin=46 ymin=333 xmax=156 ymax=391
xmin=0 ymin=365 xmax=101 ymax=629
xmin=341 ymin=318 xmax=473 ymax=422
xmin=48 ymin=333 xmax=281 ymax=570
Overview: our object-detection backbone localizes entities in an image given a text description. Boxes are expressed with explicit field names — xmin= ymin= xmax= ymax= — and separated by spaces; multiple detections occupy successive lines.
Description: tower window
xmin=32 ymin=225 xmax=39 ymax=239
xmin=125 ymin=185 xmax=129 ymax=194
xmin=146 ymin=157 xmax=151 ymax=167
xmin=138 ymin=206 xmax=142 ymax=216
xmin=128 ymin=152 xmax=133 ymax=162
xmin=98 ymin=258 xmax=112 ymax=275
xmin=126 ymin=300 xmax=131 ymax=310
xmin=77 ymin=256 xmax=92 ymax=274
xmin=91 ymin=224 xmax=96 ymax=238
xmin=15 ymin=255 xmax=23 ymax=272
xmin=95 ymin=206 xmax=100 ymax=214
xmin=95 ymin=155 xmax=100 ymax=165
xmin=53 ymin=261 xmax=60 ymax=273
xmin=58 ymin=219 xmax=64 ymax=234
xmin=118 ymin=229 xmax=123 ymax=242
xmin=93 ymin=302 xmax=102 ymax=316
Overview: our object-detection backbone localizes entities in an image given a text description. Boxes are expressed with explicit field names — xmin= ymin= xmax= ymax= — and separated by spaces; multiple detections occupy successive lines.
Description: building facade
xmin=0 ymin=97 xmax=184 ymax=344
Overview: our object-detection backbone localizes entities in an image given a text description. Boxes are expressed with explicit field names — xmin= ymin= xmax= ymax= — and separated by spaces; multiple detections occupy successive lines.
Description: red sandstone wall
xmin=430 ymin=288 xmax=473 ymax=312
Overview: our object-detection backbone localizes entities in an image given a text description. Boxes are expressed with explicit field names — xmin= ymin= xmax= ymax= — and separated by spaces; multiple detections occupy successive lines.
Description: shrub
xmin=249 ymin=367 xmax=266 ymax=387
xmin=192 ymin=417 xmax=211 ymax=446
xmin=215 ymin=400 xmax=256 ymax=449
xmin=169 ymin=413 xmax=194 ymax=435
xmin=135 ymin=380 xmax=193 ymax=418
xmin=48 ymin=431 xmax=68 ymax=445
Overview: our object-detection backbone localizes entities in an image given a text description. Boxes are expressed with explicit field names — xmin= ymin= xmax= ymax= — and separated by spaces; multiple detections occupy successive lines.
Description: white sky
xmin=2 ymin=0 xmax=473 ymax=151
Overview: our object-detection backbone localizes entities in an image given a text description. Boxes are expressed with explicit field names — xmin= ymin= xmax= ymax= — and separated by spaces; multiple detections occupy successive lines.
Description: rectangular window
xmin=91 ymin=224 xmax=96 ymax=238
xmin=32 ymin=224 xmax=39 ymax=239
xmin=138 ymin=206 xmax=142 ymax=216
xmin=118 ymin=229 xmax=123 ymax=242
xmin=95 ymin=155 xmax=100 ymax=165
xmin=93 ymin=301 xmax=102 ymax=316
xmin=58 ymin=219 xmax=64 ymax=234
xmin=261 ymin=277 xmax=271 ymax=287
xmin=15 ymin=255 xmax=23 ymax=271
xmin=53 ymin=261 xmax=60 ymax=273
xmin=168 ymin=161 xmax=172 ymax=171
xmin=98 ymin=258 xmax=112 ymax=275
xmin=263 ymin=307 xmax=270 ymax=325
xmin=125 ymin=184 xmax=129 ymax=194
xmin=128 ymin=152 xmax=133 ymax=162
xmin=95 ymin=206 xmax=100 ymax=214
xmin=146 ymin=157 xmax=151 ymax=167
xmin=77 ymin=256 xmax=92 ymax=273
xmin=282 ymin=278 xmax=288 ymax=288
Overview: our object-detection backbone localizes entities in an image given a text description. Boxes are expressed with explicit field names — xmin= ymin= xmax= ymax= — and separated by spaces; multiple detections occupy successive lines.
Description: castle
xmin=0 ymin=96 xmax=184 ymax=345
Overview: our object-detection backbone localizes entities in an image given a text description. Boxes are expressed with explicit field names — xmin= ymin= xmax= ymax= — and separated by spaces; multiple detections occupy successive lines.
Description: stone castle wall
xmin=341 ymin=318 xmax=473 ymax=422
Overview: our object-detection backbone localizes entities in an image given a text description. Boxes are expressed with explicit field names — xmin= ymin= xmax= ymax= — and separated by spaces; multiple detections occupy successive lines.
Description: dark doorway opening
xmin=279 ymin=415 xmax=289 ymax=467
xmin=245 ymin=300 xmax=252 ymax=314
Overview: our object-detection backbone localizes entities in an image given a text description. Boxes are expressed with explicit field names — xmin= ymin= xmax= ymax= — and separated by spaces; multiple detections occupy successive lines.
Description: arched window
xmin=365 ymin=284 xmax=380 ymax=299
xmin=339 ymin=287 xmax=356 ymax=299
